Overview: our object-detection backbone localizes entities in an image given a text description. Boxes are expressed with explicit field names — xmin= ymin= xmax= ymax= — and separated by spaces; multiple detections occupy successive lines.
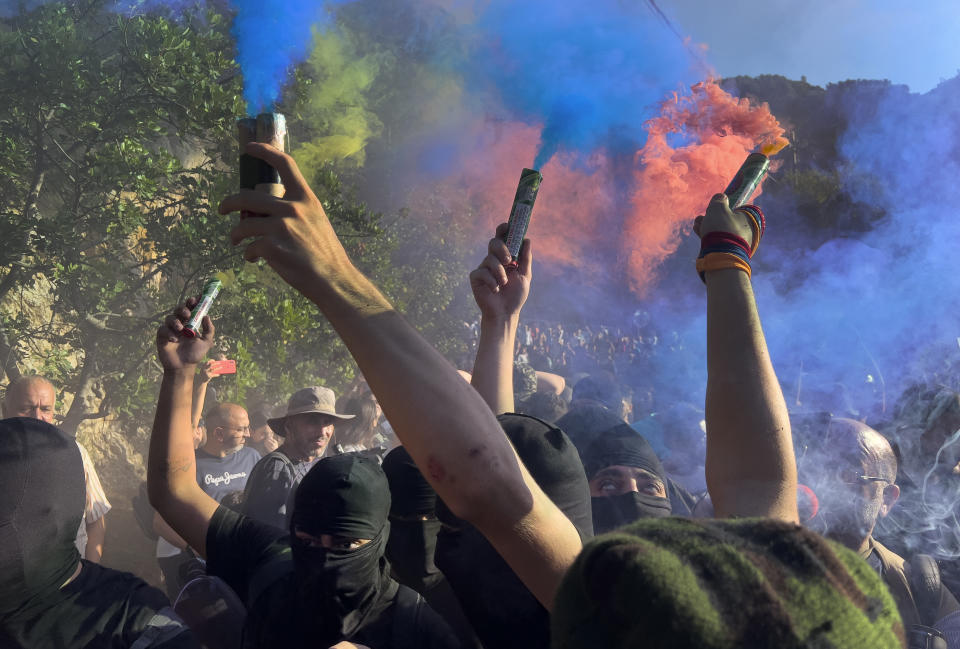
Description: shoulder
xmin=205 ymin=505 xmax=290 ymax=602
xmin=871 ymin=538 xmax=907 ymax=572
xmin=391 ymin=586 xmax=460 ymax=649
xmin=238 ymin=447 xmax=263 ymax=467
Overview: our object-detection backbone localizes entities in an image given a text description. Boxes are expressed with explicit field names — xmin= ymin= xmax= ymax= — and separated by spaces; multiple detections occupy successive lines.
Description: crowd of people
xmin=2 ymin=142 xmax=960 ymax=648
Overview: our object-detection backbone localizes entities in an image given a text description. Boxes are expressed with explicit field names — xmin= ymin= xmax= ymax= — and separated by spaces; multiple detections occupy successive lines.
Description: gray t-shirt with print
xmin=195 ymin=447 xmax=262 ymax=504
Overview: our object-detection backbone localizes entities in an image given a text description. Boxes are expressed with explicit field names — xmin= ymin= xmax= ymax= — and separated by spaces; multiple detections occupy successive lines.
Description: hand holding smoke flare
xmin=183 ymin=278 xmax=222 ymax=338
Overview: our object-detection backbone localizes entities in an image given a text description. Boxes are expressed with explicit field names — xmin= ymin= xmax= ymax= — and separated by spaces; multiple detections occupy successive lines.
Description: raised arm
xmin=147 ymin=302 xmax=220 ymax=557
xmin=696 ymin=193 xmax=797 ymax=522
xmin=468 ymin=224 xmax=532 ymax=414
xmin=191 ymin=360 xmax=216 ymax=430
xmin=219 ymin=144 xmax=580 ymax=608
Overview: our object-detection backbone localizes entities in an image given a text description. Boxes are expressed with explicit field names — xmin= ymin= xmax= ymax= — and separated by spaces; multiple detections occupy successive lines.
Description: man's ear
xmin=878 ymin=483 xmax=900 ymax=518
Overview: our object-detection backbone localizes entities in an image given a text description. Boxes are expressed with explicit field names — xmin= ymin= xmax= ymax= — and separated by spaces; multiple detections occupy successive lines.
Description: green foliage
xmin=0 ymin=0 xmax=474 ymax=438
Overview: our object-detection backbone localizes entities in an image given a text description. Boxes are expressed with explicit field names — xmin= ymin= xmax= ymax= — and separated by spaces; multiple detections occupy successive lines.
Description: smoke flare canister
xmin=724 ymin=153 xmax=770 ymax=208
xmin=237 ymin=113 xmax=287 ymax=217
xmin=182 ymin=278 xmax=222 ymax=338
xmin=504 ymin=168 xmax=543 ymax=265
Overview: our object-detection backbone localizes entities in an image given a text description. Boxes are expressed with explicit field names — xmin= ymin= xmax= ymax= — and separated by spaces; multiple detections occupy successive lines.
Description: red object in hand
xmin=208 ymin=359 xmax=236 ymax=376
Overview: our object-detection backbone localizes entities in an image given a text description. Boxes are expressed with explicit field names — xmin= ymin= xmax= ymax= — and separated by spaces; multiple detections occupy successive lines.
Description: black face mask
xmin=592 ymin=492 xmax=672 ymax=534
xmin=385 ymin=517 xmax=443 ymax=594
xmin=290 ymin=526 xmax=395 ymax=641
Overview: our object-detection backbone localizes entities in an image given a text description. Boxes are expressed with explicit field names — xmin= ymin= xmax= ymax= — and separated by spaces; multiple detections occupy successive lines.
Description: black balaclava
xmin=381 ymin=446 xmax=443 ymax=594
xmin=555 ymin=402 xmax=625 ymax=452
xmin=289 ymin=453 xmax=397 ymax=644
xmin=435 ymin=414 xmax=593 ymax=649
xmin=582 ymin=424 xmax=673 ymax=533
xmin=0 ymin=418 xmax=84 ymax=618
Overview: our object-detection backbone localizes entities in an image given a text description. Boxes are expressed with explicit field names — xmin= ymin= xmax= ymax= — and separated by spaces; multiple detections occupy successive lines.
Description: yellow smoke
xmin=292 ymin=27 xmax=388 ymax=169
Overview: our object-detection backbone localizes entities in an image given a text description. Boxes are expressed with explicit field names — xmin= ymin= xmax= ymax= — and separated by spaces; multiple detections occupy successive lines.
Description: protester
xmin=247 ymin=408 xmax=279 ymax=456
xmin=196 ymin=403 xmax=261 ymax=505
xmin=3 ymin=375 xmax=111 ymax=564
xmin=333 ymin=390 xmax=382 ymax=456
xmin=382 ymin=446 xmax=482 ymax=649
xmin=804 ymin=417 xmax=960 ymax=644
xmin=148 ymin=297 xmax=462 ymax=647
xmin=0 ymin=417 xmax=198 ymax=648
xmin=243 ymin=386 xmax=352 ymax=529
xmin=154 ymin=402 xmax=259 ymax=600
xmin=581 ymin=424 xmax=697 ymax=533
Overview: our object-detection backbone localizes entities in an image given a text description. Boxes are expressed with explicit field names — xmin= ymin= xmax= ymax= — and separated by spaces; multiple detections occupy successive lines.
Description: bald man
xmin=193 ymin=403 xmax=260 ymax=506
xmin=156 ymin=402 xmax=261 ymax=599
xmin=3 ymin=376 xmax=111 ymax=564
xmin=804 ymin=418 xmax=960 ymax=641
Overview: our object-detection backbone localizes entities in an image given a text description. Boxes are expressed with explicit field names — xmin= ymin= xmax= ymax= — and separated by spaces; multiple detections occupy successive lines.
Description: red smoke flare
xmin=624 ymin=80 xmax=789 ymax=294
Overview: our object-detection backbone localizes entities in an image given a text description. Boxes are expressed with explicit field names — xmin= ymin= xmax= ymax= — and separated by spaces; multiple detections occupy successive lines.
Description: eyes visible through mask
xmin=294 ymin=529 xmax=371 ymax=551
xmin=590 ymin=466 xmax=666 ymax=498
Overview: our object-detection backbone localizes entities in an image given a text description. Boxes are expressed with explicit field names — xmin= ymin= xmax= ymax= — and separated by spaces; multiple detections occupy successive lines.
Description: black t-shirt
xmin=0 ymin=560 xmax=198 ymax=648
xmin=205 ymin=505 xmax=460 ymax=649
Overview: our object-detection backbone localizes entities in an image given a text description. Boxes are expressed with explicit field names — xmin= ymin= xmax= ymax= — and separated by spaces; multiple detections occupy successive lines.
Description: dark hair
xmin=335 ymin=392 xmax=379 ymax=447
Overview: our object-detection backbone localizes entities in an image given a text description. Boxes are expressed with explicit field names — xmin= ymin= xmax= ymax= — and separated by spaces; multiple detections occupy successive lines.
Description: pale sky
xmin=666 ymin=0 xmax=960 ymax=93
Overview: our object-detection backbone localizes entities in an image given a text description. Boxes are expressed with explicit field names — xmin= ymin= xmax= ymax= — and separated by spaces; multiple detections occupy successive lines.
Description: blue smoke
xmin=229 ymin=0 xmax=350 ymax=114
xmin=459 ymin=0 xmax=705 ymax=168
xmin=111 ymin=0 xmax=351 ymax=114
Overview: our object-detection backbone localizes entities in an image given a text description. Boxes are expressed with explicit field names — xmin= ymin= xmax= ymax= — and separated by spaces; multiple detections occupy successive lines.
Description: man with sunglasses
xmin=805 ymin=418 xmax=960 ymax=645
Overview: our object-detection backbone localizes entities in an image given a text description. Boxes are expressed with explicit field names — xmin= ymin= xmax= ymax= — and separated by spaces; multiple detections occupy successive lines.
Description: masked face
xmin=589 ymin=465 xmax=667 ymax=498
xmin=290 ymin=527 xmax=386 ymax=638
xmin=592 ymin=491 xmax=672 ymax=534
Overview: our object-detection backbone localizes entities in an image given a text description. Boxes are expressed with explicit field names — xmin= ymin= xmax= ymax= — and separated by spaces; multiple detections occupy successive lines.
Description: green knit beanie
xmin=552 ymin=517 xmax=905 ymax=649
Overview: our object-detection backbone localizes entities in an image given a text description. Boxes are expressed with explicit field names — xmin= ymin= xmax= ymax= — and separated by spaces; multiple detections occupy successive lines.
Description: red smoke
xmin=407 ymin=81 xmax=787 ymax=295
xmin=624 ymin=80 xmax=788 ymax=294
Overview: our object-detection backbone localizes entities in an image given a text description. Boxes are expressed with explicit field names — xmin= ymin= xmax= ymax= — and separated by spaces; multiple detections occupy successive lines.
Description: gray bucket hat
xmin=268 ymin=386 xmax=354 ymax=436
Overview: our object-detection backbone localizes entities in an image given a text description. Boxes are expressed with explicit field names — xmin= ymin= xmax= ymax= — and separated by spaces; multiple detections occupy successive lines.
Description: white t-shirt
xmin=74 ymin=442 xmax=111 ymax=557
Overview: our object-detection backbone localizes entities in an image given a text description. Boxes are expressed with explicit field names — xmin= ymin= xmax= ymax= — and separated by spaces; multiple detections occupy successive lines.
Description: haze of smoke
xmin=290 ymin=27 xmax=388 ymax=169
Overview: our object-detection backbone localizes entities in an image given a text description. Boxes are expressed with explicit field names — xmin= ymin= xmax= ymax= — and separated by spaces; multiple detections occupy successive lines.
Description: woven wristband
xmin=696 ymin=252 xmax=752 ymax=282
xmin=734 ymin=204 xmax=765 ymax=256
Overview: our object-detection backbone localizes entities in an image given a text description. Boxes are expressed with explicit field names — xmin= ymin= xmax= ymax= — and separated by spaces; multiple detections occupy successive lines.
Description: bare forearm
xmin=153 ymin=511 xmax=188 ymax=550
xmin=191 ymin=378 xmax=210 ymax=430
xmin=472 ymin=314 xmax=519 ymax=414
xmin=148 ymin=368 xmax=216 ymax=554
xmin=704 ymin=269 xmax=797 ymax=521
xmin=149 ymin=369 xmax=197 ymax=503
xmin=84 ymin=517 xmax=105 ymax=562
xmin=304 ymin=266 xmax=525 ymax=519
